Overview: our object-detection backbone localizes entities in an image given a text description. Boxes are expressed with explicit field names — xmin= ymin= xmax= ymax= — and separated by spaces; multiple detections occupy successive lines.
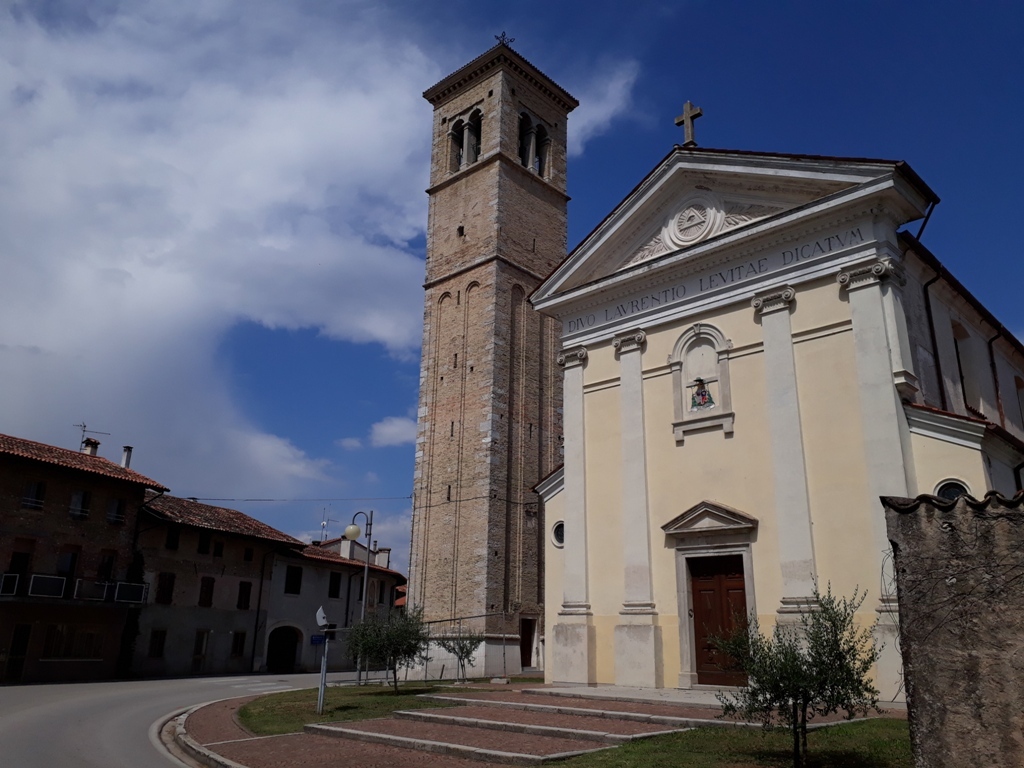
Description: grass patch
xmin=560 ymin=719 xmax=912 ymax=768
xmin=237 ymin=684 xmax=451 ymax=735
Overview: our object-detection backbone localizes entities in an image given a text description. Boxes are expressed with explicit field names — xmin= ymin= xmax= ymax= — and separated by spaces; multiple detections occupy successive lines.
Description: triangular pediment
xmin=532 ymin=148 xmax=933 ymax=306
xmin=662 ymin=500 xmax=759 ymax=537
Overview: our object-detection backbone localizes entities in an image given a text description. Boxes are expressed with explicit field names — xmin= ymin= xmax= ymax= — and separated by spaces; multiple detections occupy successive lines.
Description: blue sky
xmin=2 ymin=1 xmax=1021 ymax=574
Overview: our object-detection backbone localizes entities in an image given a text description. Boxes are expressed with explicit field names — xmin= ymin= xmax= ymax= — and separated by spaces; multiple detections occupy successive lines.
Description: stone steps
xmin=304 ymin=691 xmax=709 ymax=764
xmin=306 ymin=716 xmax=610 ymax=765
xmin=421 ymin=692 xmax=735 ymax=728
xmin=394 ymin=705 xmax=685 ymax=743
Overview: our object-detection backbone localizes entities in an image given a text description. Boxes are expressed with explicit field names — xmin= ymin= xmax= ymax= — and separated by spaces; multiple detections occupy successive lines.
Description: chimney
xmin=81 ymin=437 xmax=100 ymax=456
xmin=121 ymin=445 xmax=133 ymax=468
xmin=376 ymin=547 xmax=391 ymax=569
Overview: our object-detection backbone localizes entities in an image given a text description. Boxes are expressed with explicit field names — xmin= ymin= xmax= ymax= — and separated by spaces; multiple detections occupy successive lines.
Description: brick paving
xmin=317 ymin=717 xmax=608 ymax=756
xmin=179 ymin=686 xmax=906 ymax=767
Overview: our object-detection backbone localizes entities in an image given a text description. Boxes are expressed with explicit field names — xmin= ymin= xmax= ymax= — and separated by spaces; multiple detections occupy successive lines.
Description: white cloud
xmin=337 ymin=437 xmax=363 ymax=451
xmin=566 ymin=60 xmax=640 ymax=157
xmin=0 ymin=1 xmax=438 ymax=495
xmin=369 ymin=416 xmax=417 ymax=448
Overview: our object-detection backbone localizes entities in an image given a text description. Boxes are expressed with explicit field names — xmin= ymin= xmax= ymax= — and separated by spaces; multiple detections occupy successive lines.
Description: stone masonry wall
xmin=884 ymin=492 xmax=1024 ymax=768
xmin=410 ymin=47 xmax=571 ymax=644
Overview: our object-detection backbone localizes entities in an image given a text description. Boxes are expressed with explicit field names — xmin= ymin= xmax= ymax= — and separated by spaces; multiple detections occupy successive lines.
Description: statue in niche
xmin=690 ymin=377 xmax=715 ymax=411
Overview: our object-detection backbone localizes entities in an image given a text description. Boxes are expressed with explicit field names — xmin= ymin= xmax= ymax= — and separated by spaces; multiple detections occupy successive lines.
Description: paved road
xmin=0 ymin=673 xmax=323 ymax=768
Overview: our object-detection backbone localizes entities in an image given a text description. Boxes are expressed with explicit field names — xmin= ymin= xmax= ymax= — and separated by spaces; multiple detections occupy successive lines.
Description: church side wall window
xmin=669 ymin=324 xmax=734 ymax=443
xmin=1015 ymin=375 xmax=1024 ymax=430
xmin=952 ymin=321 xmax=984 ymax=416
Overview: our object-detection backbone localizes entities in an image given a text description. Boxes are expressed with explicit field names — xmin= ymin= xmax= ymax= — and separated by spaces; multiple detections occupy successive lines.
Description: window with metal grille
xmin=284 ymin=565 xmax=302 ymax=595
xmin=155 ymin=572 xmax=175 ymax=604
xmin=236 ymin=581 xmax=252 ymax=610
xmin=148 ymin=629 xmax=167 ymax=659
xmin=21 ymin=481 xmax=46 ymax=510
xmin=106 ymin=498 xmax=126 ymax=524
xmin=198 ymin=576 xmax=215 ymax=607
xmin=69 ymin=490 xmax=91 ymax=520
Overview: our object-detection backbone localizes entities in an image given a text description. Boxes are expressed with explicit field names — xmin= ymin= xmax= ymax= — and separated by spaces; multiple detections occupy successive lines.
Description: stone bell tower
xmin=408 ymin=41 xmax=576 ymax=673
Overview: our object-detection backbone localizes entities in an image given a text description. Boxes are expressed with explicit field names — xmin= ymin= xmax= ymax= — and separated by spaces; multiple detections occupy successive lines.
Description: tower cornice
xmin=423 ymin=43 xmax=579 ymax=113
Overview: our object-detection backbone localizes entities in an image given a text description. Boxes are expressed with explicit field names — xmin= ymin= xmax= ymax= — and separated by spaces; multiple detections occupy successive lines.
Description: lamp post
xmin=344 ymin=510 xmax=373 ymax=685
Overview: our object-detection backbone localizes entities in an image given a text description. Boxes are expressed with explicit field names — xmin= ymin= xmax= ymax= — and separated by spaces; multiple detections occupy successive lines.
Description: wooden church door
xmin=689 ymin=555 xmax=748 ymax=686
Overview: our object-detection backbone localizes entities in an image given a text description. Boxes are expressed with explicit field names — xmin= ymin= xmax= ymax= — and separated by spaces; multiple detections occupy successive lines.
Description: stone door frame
xmin=662 ymin=501 xmax=758 ymax=689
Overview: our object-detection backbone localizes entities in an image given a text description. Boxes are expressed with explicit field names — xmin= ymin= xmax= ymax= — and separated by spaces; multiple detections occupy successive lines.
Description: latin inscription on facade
xmin=564 ymin=227 xmax=865 ymax=334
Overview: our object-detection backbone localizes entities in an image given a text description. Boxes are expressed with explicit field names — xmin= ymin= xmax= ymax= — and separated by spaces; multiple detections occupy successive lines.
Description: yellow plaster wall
xmin=542 ymin=490 xmax=565 ymax=683
xmin=583 ymin=381 xmax=626 ymax=615
xmin=794 ymin=327 xmax=878 ymax=600
xmin=909 ymin=433 xmax=988 ymax=497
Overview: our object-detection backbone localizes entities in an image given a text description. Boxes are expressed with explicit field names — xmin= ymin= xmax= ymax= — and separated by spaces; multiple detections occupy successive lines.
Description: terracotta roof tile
xmin=146 ymin=493 xmax=302 ymax=545
xmin=0 ymin=433 xmax=168 ymax=491
xmin=299 ymin=543 xmax=406 ymax=580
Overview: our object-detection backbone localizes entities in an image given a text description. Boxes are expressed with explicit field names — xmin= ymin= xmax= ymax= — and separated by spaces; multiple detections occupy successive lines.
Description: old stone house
xmin=134 ymin=493 xmax=303 ymax=677
xmin=0 ymin=433 xmax=167 ymax=682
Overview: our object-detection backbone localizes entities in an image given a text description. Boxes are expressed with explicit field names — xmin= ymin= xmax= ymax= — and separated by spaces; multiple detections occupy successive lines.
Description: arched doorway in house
xmin=266 ymin=626 xmax=300 ymax=673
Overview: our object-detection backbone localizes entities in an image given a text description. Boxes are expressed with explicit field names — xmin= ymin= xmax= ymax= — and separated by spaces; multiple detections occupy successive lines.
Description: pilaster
xmin=610 ymin=329 xmax=659 ymax=687
xmin=837 ymin=258 xmax=911 ymax=656
xmin=551 ymin=345 xmax=592 ymax=684
xmin=751 ymin=287 xmax=817 ymax=612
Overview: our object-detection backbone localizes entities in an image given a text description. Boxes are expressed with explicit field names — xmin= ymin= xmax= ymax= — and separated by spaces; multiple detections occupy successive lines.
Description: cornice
xmin=423 ymin=44 xmax=578 ymax=112
xmin=427 ymin=150 xmax=570 ymax=201
xmin=424 ymin=254 xmax=547 ymax=290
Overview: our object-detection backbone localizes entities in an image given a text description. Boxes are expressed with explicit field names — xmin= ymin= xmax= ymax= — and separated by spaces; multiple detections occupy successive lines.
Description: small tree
xmin=348 ymin=607 xmax=430 ymax=693
xmin=435 ymin=629 xmax=485 ymax=682
xmin=714 ymin=586 xmax=881 ymax=768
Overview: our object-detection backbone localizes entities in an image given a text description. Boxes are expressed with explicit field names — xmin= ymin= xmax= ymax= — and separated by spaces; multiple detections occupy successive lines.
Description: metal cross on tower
xmin=674 ymin=101 xmax=703 ymax=148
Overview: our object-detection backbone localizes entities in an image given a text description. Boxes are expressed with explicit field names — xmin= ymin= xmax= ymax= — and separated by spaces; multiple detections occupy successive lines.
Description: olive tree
xmin=714 ymin=586 xmax=881 ymax=768
xmin=435 ymin=629 xmax=485 ymax=682
xmin=348 ymin=607 xmax=430 ymax=693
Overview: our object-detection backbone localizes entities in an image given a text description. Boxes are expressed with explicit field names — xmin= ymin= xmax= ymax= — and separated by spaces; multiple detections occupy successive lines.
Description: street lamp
xmin=344 ymin=510 xmax=373 ymax=684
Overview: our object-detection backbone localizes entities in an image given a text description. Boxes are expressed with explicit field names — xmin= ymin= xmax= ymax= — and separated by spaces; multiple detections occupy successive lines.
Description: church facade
xmin=407 ymin=42 xmax=574 ymax=674
xmin=532 ymin=145 xmax=1024 ymax=698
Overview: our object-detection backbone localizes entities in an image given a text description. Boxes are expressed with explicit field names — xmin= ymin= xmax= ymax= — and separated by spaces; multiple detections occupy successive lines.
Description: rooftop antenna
xmin=73 ymin=422 xmax=110 ymax=447
xmin=320 ymin=505 xmax=340 ymax=543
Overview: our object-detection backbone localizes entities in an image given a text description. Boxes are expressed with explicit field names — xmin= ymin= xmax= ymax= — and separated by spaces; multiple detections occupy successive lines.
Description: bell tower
xmin=409 ymin=41 xmax=577 ymax=674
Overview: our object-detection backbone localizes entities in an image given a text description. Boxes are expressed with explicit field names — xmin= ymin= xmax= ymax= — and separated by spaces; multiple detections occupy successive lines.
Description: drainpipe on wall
xmin=987 ymin=332 xmax=1006 ymax=427
xmin=250 ymin=549 xmax=273 ymax=672
xmin=922 ymin=272 xmax=947 ymax=411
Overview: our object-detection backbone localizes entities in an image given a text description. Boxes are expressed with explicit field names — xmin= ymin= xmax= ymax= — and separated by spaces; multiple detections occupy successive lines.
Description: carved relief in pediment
xmin=623 ymin=192 xmax=786 ymax=270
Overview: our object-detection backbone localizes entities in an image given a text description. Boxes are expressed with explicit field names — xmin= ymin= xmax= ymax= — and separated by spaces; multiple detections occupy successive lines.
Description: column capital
xmin=751 ymin=286 xmax=796 ymax=316
xmin=837 ymin=257 xmax=906 ymax=292
xmin=557 ymin=346 xmax=588 ymax=368
xmin=612 ymin=329 xmax=646 ymax=354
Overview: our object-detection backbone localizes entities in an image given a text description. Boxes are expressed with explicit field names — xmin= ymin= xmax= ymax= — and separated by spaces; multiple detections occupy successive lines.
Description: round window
xmin=552 ymin=521 xmax=565 ymax=547
xmin=935 ymin=481 xmax=969 ymax=501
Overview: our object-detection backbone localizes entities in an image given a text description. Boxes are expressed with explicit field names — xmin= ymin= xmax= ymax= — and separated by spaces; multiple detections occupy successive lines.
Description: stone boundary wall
xmin=883 ymin=491 xmax=1024 ymax=768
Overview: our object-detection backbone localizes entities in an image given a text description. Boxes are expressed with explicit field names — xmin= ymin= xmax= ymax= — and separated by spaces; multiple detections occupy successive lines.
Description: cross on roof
xmin=674 ymin=101 xmax=703 ymax=148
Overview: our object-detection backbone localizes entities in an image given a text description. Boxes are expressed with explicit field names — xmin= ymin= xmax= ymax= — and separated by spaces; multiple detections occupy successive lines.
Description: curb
xmin=173 ymin=701 xmax=251 ymax=768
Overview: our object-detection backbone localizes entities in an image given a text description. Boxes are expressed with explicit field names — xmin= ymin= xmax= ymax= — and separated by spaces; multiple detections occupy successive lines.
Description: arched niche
xmin=669 ymin=323 xmax=734 ymax=443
